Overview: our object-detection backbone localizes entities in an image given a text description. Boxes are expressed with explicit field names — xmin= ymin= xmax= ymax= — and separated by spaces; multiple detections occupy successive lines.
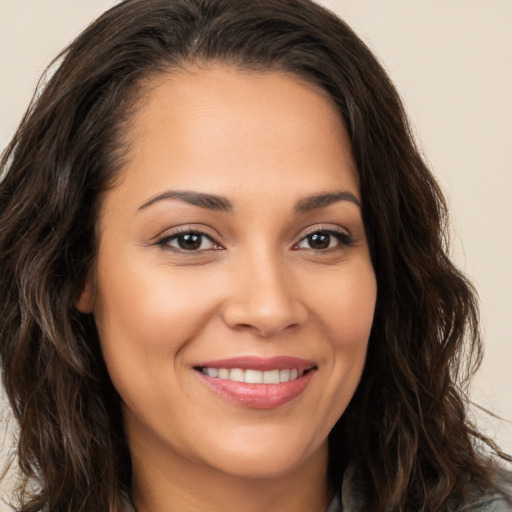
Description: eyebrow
xmin=137 ymin=189 xmax=360 ymax=213
xmin=294 ymin=191 xmax=361 ymax=212
xmin=138 ymin=190 xmax=232 ymax=212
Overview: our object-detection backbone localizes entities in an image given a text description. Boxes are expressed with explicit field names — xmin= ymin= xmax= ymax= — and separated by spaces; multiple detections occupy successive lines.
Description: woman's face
xmin=77 ymin=67 xmax=376 ymax=482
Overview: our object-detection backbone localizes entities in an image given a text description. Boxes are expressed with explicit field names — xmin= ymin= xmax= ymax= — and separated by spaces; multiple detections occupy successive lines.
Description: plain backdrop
xmin=1 ymin=0 xmax=511 ymax=506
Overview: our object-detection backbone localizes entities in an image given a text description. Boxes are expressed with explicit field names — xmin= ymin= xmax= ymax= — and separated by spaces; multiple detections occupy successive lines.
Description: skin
xmin=77 ymin=66 xmax=377 ymax=512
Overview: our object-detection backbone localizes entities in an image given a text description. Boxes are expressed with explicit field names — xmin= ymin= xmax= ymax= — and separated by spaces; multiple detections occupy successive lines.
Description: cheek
xmin=308 ymin=259 xmax=376 ymax=403
xmin=313 ymin=259 xmax=376 ymax=344
xmin=91 ymin=250 xmax=221 ymax=389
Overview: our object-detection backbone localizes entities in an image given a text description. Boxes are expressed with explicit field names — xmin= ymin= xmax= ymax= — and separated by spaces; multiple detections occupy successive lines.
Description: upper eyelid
xmin=155 ymin=230 xmax=223 ymax=254
xmin=297 ymin=224 xmax=351 ymax=239
xmin=292 ymin=225 xmax=355 ymax=251
xmin=158 ymin=231 xmax=218 ymax=246
xmin=153 ymin=225 xmax=220 ymax=243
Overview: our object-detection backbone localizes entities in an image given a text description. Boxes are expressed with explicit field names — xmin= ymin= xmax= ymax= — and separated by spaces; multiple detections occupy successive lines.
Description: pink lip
xmin=194 ymin=355 xmax=315 ymax=372
xmin=193 ymin=356 xmax=317 ymax=409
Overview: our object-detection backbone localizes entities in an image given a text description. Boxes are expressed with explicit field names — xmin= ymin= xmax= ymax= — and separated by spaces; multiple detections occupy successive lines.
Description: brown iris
xmin=307 ymin=232 xmax=331 ymax=250
xmin=177 ymin=233 xmax=203 ymax=250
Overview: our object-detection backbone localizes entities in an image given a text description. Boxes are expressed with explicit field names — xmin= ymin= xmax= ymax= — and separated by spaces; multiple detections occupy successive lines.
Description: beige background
xmin=1 ymin=0 xmax=511 ymax=505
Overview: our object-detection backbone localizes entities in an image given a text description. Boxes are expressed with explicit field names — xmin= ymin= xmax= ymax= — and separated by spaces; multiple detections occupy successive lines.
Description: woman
xmin=0 ymin=0 xmax=510 ymax=510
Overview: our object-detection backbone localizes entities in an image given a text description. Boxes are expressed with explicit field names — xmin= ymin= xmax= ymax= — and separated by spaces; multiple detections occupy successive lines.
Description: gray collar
xmin=326 ymin=463 xmax=512 ymax=512
xmin=325 ymin=464 xmax=367 ymax=512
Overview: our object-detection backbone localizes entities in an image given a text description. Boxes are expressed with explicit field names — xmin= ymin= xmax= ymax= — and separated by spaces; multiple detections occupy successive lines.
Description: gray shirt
xmin=326 ymin=464 xmax=512 ymax=512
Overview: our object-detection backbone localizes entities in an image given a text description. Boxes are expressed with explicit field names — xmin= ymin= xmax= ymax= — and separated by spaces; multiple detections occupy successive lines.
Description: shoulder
xmin=463 ymin=466 xmax=512 ymax=512
xmin=337 ymin=463 xmax=512 ymax=512
xmin=468 ymin=496 xmax=512 ymax=512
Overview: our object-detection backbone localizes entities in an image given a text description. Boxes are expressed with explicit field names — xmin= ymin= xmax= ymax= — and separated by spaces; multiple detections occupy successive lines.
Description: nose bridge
xmin=222 ymin=244 xmax=306 ymax=337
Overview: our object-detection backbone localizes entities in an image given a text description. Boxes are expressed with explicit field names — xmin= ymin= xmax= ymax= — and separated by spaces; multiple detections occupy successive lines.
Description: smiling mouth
xmin=195 ymin=367 xmax=314 ymax=384
xmin=193 ymin=356 xmax=317 ymax=408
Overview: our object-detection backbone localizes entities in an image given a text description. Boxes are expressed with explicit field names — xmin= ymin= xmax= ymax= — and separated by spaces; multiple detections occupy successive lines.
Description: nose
xmin=221 ymin=252 xmax=308 ymax=338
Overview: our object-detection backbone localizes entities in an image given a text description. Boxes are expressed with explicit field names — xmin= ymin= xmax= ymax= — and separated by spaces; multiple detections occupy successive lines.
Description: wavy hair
xmin=0 ymin=0 xmax=508 ymax=510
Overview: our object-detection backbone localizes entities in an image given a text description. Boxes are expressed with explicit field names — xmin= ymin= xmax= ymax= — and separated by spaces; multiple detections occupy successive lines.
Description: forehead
xmin=110 ymin=65 xmax=359 ymax=208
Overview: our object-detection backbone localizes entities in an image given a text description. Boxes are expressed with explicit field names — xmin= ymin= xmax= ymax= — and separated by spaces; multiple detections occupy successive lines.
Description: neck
xmin=129 ymin=436 xmax=331 ymax=512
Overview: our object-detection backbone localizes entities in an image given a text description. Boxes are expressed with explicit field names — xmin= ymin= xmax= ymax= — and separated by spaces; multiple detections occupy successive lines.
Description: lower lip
xmin=197 ymin=370 xmax=315 ymax=409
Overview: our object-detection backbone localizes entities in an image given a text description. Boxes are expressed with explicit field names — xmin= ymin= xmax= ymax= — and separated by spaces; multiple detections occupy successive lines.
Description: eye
xmin=295 ymin=230 xmax=352 ymax=251
xmin=157 ymin=231 xmax=219 ymax=251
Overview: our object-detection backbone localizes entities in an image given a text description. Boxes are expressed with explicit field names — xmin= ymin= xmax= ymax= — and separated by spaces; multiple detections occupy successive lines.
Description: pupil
xmin=178 ymin=233 xmax=201 ymax=250
xmin=309 ymin=232 xmax=330 ymax=249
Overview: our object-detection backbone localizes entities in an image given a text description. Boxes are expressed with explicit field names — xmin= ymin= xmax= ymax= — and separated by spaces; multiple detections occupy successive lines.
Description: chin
xmin=199 ymin=431 xmax=328 ymax=481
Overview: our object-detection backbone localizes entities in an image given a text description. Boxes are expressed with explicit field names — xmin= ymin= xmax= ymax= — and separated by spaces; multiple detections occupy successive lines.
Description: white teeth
xmin=245 ymin=369 xmax=263 ymax=383
xmin=279 ymin=369 xmax=290 ymax=382
xmin=201 ymin=367 xmax=307 ymax=383
xmin=263 ymin=369 xmax=280 ymax=384
xmin=229 ymin=368 xmax=245 ymax=382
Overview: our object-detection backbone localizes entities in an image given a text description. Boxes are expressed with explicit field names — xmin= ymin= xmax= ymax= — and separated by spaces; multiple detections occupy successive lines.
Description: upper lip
xmin=194 ymin=356 xmax=316 ymax=372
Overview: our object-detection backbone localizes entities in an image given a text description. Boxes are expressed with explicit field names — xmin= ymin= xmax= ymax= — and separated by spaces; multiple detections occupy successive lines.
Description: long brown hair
xmin=0 ymin=1 xmax=509 ymax=510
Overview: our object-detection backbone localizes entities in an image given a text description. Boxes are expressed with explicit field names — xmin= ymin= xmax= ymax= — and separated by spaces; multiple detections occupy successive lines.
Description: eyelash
xmin=293 ymin=228 xmax=354 ymax=252
xmin=154 ymin=227 xmax=354 ymax=253
xmin=155 ymin=228 xmax=221 ymax=252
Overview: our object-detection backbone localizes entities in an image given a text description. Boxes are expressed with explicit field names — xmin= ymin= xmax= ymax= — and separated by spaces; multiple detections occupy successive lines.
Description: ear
xmin=75 ymin=275 xmax=95 ymax=314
